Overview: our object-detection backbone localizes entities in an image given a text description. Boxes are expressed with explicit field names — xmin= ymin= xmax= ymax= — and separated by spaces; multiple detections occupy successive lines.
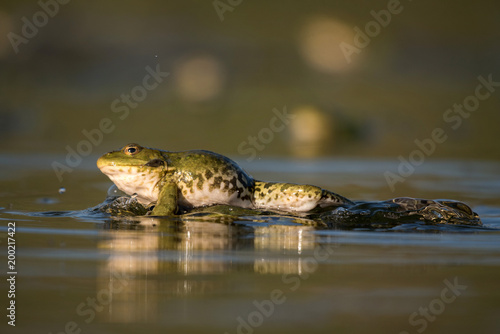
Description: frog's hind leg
xmin=254 ymin=181 xmax=353 ymax=212
xmin=318 ymin=189 xmax=354 ymax=208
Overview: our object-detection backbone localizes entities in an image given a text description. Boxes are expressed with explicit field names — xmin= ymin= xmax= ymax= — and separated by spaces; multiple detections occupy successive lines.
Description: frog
xmin=97 ymin=143 xmax=354 ymax=216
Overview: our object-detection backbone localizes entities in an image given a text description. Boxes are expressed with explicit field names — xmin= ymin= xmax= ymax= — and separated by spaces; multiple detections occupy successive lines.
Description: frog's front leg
xmin=151 ymin=183 xmax=178 ymax=216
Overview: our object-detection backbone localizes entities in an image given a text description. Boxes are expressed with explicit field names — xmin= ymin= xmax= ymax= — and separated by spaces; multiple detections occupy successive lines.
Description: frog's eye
xmin=123 ymin=144 xmax=142 ymax=156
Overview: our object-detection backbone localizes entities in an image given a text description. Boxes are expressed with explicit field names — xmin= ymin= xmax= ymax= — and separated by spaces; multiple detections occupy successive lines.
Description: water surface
xmin=1 ymin=155 xmax=499 ymax=334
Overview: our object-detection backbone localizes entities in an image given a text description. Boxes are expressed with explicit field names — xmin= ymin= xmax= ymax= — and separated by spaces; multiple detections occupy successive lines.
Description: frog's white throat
xmin=99 ymin=165 xmax=161 ymax=205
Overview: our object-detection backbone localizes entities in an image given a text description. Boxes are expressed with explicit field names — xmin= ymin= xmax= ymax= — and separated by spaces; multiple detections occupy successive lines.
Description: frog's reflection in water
xmin=96 ymin=216 xmax=325 ymax=322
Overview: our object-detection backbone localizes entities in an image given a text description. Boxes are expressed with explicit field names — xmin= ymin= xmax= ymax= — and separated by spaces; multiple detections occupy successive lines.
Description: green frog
xmin=97 ymin=143 xmax=353 ymax=216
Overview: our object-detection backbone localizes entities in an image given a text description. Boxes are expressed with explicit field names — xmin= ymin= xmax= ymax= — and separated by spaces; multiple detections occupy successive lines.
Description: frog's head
xmin=97 ymin=143 xmax=167 ymax=205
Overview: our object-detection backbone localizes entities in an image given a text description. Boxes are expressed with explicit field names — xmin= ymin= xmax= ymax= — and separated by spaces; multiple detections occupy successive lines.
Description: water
xmin=1 ymin=154 xmax=500 ymax=334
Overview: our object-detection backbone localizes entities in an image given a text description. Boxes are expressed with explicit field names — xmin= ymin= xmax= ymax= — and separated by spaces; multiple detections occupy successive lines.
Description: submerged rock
xmin=97 ymin=196 xmax=149 ymax=216
xmin=319 ymin=197 xmax=481 ymax=228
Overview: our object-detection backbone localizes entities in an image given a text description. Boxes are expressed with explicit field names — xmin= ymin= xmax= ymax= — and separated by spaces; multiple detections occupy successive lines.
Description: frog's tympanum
xmin=97 ymin=143 xmax=353 ymax=216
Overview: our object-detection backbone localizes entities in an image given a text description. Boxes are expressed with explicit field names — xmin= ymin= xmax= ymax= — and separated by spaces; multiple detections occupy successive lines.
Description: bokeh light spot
xmin=298 ymin=17 xmax=356 ymax=73
xmin=288 ymin=105 xmax=334 ymax=158
xmin=174 ymin=54 xmax=225 ymax=103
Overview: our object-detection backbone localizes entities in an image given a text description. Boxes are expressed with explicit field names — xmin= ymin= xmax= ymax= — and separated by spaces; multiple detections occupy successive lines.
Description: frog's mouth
xmin=96 ymin=156 xmax=165 ymax=170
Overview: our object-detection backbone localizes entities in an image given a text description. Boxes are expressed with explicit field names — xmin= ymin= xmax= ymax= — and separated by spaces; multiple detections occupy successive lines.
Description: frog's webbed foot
xmin=150 ymin=183 xmax=178 ymax=216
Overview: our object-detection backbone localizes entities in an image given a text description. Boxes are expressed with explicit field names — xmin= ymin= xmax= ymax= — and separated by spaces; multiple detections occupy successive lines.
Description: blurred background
xmin=1 ymin=0 xmax=499 ymax=166
xmin=2 ymin=3 xmax=500 ymax=333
